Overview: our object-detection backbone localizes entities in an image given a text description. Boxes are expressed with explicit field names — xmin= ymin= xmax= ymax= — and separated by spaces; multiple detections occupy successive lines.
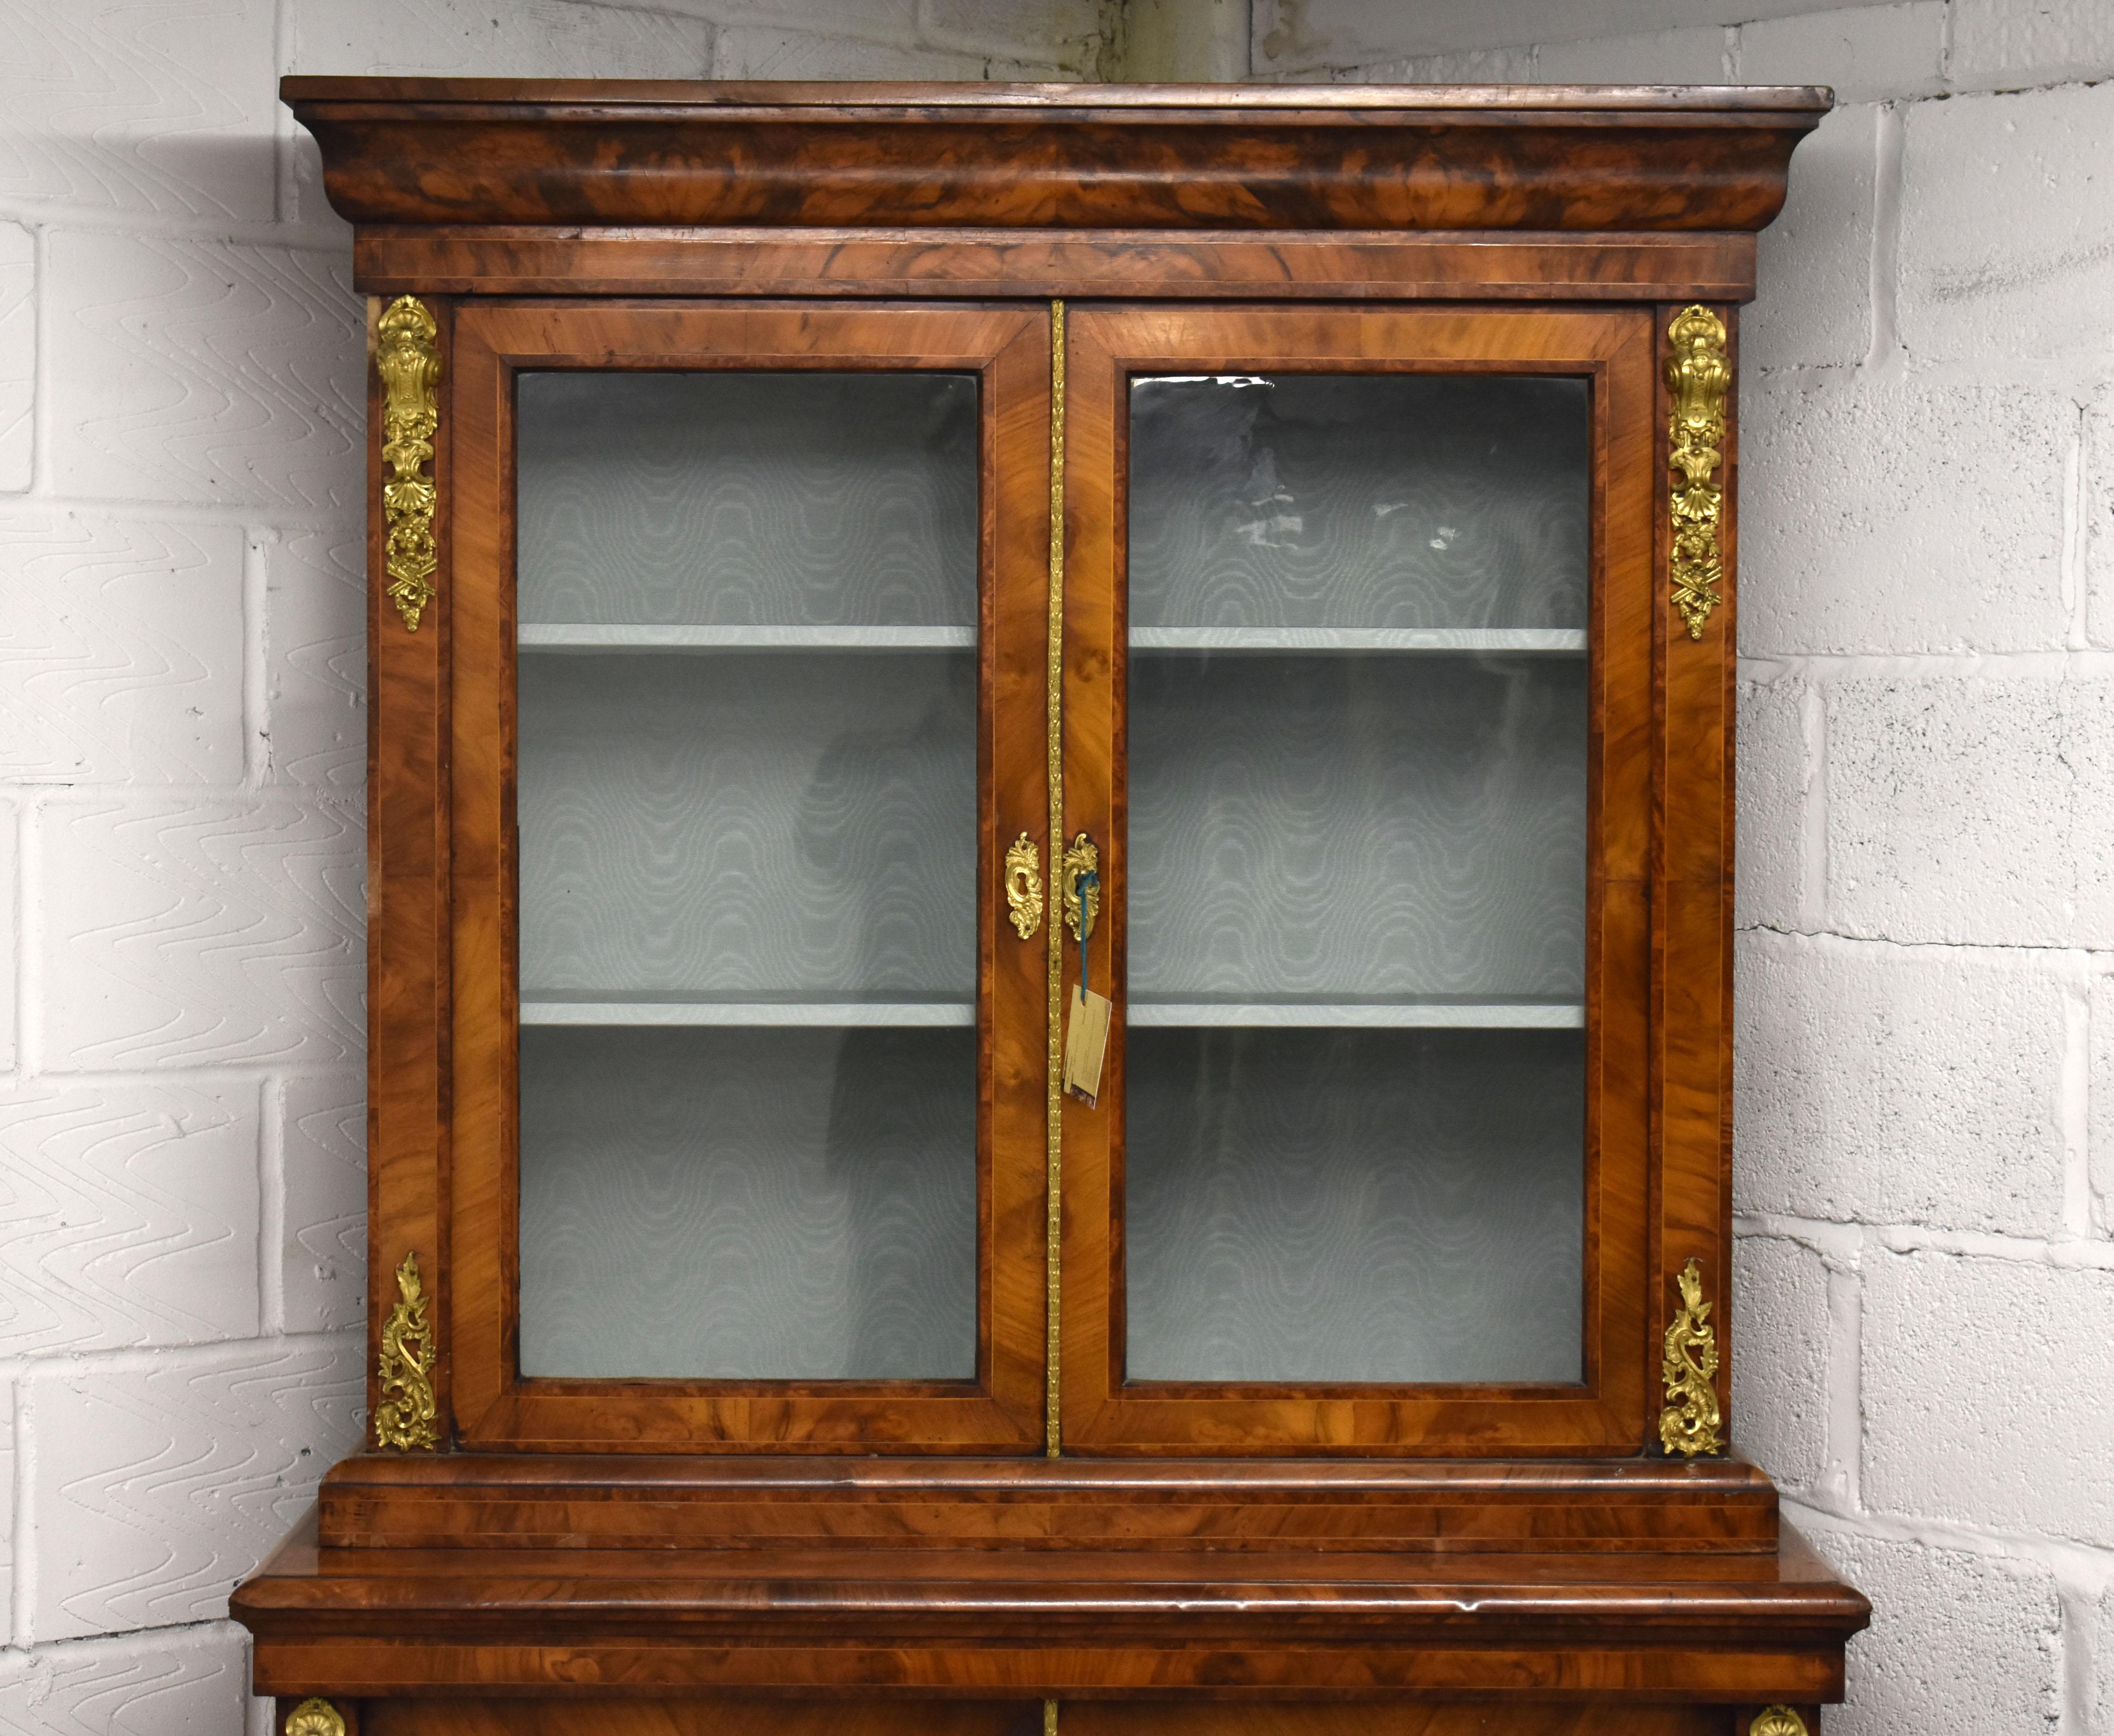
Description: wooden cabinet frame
xmin=444 ymin=301 xmax=1052 ymax=1450
xmin=1060 ymin=304 xmax=1656 ymax=1454
xmin=239 ymin=78 xmax=1865 ymax=1733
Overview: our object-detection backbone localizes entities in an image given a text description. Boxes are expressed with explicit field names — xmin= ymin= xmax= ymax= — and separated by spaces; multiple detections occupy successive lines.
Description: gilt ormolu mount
xmin=236 ymin=79 xmax=1866 ymax=1736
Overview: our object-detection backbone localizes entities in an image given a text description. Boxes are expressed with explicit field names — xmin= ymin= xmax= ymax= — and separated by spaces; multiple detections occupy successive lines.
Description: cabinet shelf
xmin=522 ymin=994 xmax=1581 ymax=1029
xmin=519 ymin=623 xmax=974 ymax=652
xmin=521 ymin=992 xmax=974 ymax=1027
xmin=1126 ymin=994 xmax=1583 ymax=1028
xmin=1128 ymin=627 xmax=1586 ymax=654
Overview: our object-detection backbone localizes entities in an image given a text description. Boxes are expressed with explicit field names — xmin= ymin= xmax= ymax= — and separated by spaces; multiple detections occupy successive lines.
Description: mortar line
xmin=11 ymin=1062 xmax=358 ymax=1093
xmin=11 ymin=1378 xmax=32 ymax=1649
xmin=0 ymin=201 xmax=355 ymax=256
xmin=2063 ymin=405 xmax=2090 ymax=649
xmin=1866 ymin=101 xmax=1905 ymax=375
xmin=0 ymin=1615 xmax=260 ymax=1658
xmin=1799 ymin=681 xmax=1828 ymax=933
xmin=15 ymin=801 xmax=40 ymax=1081
xmin=0 ymin=1328 xmax=361 ymax=1387
xmin=1826 ymin=1255 xmax=1864 ymax=1513
xmin=1784 ymin=1495 xmax=2114 ymax=1594
xmin=2061 ymin=1581 xmax=2095 ymax=1736
xmin=15 ymin=782 xmax=364 ymax=810
xmin=1738 ymin=922 xmax=2108 ymax=966
xmin=2061 ymin=972 xmax=2095 ymax=1239
xmin=8 ymin=1376 xmax=27 ymax=1648
xmin=258 ymin=1074 xmax=288 ymax=1339
xmin=1740 ymin=1210 xmax=2114 ymax=1270
xmin=243 ymin=526 xmax=272 ymax=788
xmin=272 ymin=0 xmax=292 ymax=229
xmin=1745 ymin=649 xmax=2114 ymax=681
xmin=3 ymin=499 xmax=359 ymax=537
xmin=28 ymin=218 xmax=48 ymax=502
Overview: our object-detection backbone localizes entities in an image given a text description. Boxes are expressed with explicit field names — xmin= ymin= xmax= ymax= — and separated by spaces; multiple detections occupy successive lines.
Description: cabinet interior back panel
xmin=1129 ymin=373 xmax=1588 ymax=629
xmin=519 ymin=1026 xmax=977 ymax=1381
xmin=1126 ymin=653 xmax=1586 ymax=998
xmin=517 ymin=369 xmax=978 ymax=627
xmin=518 ymin=650 xmax=975 ymax=994
xmin=1125 ymin=1027 xmax=1584 ymax=1385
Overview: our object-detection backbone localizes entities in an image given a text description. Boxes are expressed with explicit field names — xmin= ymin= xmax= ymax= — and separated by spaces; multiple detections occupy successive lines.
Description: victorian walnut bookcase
xmin=236 ymin=79 xmax=1868 ymax=1736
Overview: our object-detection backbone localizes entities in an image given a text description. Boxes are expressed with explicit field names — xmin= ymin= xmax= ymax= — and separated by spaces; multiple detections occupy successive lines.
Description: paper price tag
xmin=1063 ymin=985 xmax=1112 ymax=1106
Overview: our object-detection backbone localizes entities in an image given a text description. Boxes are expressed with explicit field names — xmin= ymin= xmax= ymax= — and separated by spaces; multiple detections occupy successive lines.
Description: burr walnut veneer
xmin=238 ymin=79 xmax=1866 ymax=1736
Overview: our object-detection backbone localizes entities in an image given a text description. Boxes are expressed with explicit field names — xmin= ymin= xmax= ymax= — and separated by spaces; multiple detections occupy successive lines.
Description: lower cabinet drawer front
xmin=343 ymin=1702 xmax=1796 ymax=1736
xmin=358 ymin=1703 xmax=1041 ymax=1736
xmin=1069 ymin=1707 xmax=1758 ymax=1736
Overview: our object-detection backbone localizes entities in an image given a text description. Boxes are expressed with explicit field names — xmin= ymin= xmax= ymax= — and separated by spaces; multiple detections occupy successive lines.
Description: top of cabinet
xmin=281 ymin=78 xmax=1829 ymax=233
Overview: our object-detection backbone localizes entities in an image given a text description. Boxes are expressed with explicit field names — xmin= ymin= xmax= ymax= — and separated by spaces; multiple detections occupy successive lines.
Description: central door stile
xmin=1046 ymin=298 xmax=1067 ymax=1458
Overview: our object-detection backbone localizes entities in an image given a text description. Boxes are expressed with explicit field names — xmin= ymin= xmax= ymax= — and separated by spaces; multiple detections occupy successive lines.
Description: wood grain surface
xmin=365 ymin=1702 xmax=1040 ymax=1736
xmin=446 ymin=301 xmax=1048 ymax=1451
xmin=311 ymin=1451 xmax=1782 ymax=1552
xmin=239 ymin=1509 xmax=1862 ymax=1698
xmin=282 ymin=81 xmax=1824 ymax=234
xmin=350 ymin=229 xmax=1763 ymax=303
xmin=1061 ymin=304 xmax=1655 ymax=1456
xmin=347 ymin=1701 xmax=1799 ymax=1736
xmin=1652 ymin=303 xmax=1740 ymax=1443
xmin=260 ymin=77 xmax=1856 ymax=1732
xmin=367 ymin=292 xmax=454 ymax=1443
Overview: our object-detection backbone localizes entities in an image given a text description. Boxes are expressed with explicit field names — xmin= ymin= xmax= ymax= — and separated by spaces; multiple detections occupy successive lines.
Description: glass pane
xmin=514 ymin=369 xmax=979 ymax=1382
xmin=1130 ymin=373 xmax=1588 ymax=630
xmin=1126 ymin=1030 xmax=1584 ymax=1383
xmin=517 ymin=650 xmax=974 ymax=998
xmin=1123 ymin=372 xmax=1590 ymax=1386
xmin=520 ymin=1027 xmax=975 ymax=1380
xmin=519 ymin=371 xmax=976 ymax=626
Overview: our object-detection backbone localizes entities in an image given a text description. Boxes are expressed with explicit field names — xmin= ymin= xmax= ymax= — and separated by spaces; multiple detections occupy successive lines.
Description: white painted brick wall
xmin=1896 ymin=79 xmax=2114 ymax=363
xmin=1741 ymin=369 xmax=2077 ymax=653
xmin=1824 ymin=678 xmax=2114 ymax=947
xmin=0 ymin=1622 xmax=253 ymax=1735
xmin=1805 ymin=1523 xmax=2065 ymax=1736
xmin=0 ymin=1 xmax=1107 ymax=1726
xmin=1746 ymin=105 xmax=1876 ymax=375
xmin=9 ymin=0 xmax=2114 ymax=1730
xmin=1734 ymin=932 xmax=2071 ymax=1235
xmin=28 ymin=1341 xmax=359 ymax=1643
xmin=1862 ymin=1250 xmax=2114 ymax=1546
xmin=1303 ymin=0 xmax=2114 ymax=1728
xmin=0 ymin=224 xmax=31 ymax=492
xmin=0 ymin=1083 xmax=263 ymax=1353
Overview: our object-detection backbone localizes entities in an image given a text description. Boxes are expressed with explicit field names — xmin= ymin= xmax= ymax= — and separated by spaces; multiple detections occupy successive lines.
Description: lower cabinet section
xmin=298 ymin=1699 xmax=1820 ymax=1736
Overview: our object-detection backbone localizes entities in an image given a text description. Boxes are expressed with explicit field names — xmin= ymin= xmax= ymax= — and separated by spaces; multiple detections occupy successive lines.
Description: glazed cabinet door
xmin=1058 ymin=305 xmax=1658 ymax=1453
xmin=444 ymin=302 xmax=1051 ymax=1450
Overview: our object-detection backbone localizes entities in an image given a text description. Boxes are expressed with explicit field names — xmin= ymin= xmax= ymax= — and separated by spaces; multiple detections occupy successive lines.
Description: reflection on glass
xmin=1124 ymin=373 xmax=1590 ymax=1386
xmin=1129 ymin=373 xmax=1588 ymax=630
xmin=520 ymin=1027 xmax=975 ymax=1380
xmin=1127 ymin=1029 xmax=1585 ymax=1383
xmin=519 ymin=371 xmax=977 ymax=626
xmin=514 ymin=370 xmax=979 ymax=1382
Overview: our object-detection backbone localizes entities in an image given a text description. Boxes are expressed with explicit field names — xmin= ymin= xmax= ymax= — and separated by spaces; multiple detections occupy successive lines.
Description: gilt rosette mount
xmin=374 ymin=1248 xmax=439 ymax=1451
xmin=1659 ymin=1255 xmax=1724 ymax=1456
xmin=284 ymin=1699 xmax=347 ymax=1736
xmin=1666 ymin=303 xmax=1730 ymax=640
xmin=375 ymin=294 xmax=443 ymax=632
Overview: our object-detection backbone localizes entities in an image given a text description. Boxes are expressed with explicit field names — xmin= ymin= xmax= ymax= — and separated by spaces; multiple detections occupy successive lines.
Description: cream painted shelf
xmin=519 ymin=624 xmax=973 ymax=651
xmin=1128 ymin=627 xmax=1586 ymax=654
